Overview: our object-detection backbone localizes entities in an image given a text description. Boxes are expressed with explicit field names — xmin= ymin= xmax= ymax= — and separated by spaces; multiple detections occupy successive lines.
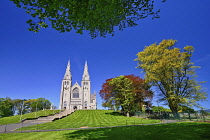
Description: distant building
xmin=59 ymin=60 xmax=97 ymax=110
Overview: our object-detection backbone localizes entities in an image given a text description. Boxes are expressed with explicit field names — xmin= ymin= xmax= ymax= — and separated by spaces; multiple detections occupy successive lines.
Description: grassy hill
xmin=0 ymin=110 xmax=61 ymax=125
xmin=1 ymin=122 xmax=210 ymax=140
xmin=17 ymin=110 xmax=160 ymax=131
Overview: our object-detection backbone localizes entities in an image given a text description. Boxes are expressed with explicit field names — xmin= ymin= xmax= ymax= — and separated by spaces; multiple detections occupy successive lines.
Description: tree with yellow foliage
xmin=135 ymin=39 xmax=207 ymax=118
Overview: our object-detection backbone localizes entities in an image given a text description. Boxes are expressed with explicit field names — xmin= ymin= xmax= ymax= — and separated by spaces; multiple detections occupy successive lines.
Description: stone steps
xmin=22 ymin=110 xmax=74 ymax=123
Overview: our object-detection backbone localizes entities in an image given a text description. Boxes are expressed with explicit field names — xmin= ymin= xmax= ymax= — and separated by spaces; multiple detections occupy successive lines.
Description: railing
xmin=134 ymin=111 xmax=210 ymax=122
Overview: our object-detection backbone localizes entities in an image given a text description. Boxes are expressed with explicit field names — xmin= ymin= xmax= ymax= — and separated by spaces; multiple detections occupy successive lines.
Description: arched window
xmin=73 ymin=88 xmax=79 ymax=98
xmin=64 ymin=101 xmax=67 ymax=107
xmin=84 ymin=101 xmax=87 ymax=107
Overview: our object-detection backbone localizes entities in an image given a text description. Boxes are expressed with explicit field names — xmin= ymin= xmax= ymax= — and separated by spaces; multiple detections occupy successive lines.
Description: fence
xmin=1 ymin=110 xmax=209 ymax=133
xmin=134 ymin=111 xmax=210 ymax=122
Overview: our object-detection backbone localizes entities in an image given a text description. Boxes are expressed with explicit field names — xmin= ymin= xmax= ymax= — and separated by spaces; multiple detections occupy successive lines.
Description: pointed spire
xmin=63 ymin=60 xmax=72 ymax=80
xmin=82 ymin=60 xmax=90 ymax=80
xmin=85 ymin=60 xmax=88 ymax=67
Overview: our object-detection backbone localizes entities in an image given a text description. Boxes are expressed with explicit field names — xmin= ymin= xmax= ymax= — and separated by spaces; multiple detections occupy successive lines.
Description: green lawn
xmin=0 ymin=110 xmax=61 ymax=125
xmin=1 ymin=122 xmax=210 ymax=140
xmin=17 ymin=110 xmax=160 ymax=131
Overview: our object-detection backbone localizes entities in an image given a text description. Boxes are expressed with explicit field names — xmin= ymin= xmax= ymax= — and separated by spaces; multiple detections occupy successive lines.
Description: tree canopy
xmin=151 ymin=106 xmax=171 ymax=112
xmin=0 ymin=97 xmax=52 ymax=117
xmin=24 ymin=98 xmax=51 ymax=112
xmin=178 ymin=105 xmax=195 ymax=113
xmin=135 ymin=39 xmax=207 ymax=117
xmin=99 ymin=74 xmax=153 ymax=116
xmin=10 ymin=0 xmax=165 ymax=38
xmin=0 ymin=97 xmax=13 ymax=117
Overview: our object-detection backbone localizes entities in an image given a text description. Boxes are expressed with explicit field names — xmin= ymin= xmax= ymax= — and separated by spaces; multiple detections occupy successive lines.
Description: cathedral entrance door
xmin=73 ymin=106 xmax=77 ymax=110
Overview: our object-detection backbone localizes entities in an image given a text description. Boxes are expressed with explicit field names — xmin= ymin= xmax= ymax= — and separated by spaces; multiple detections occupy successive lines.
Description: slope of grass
xmin=1 ymin=122 xmax=210 ymax=140
xmin=0 ymin=110 xmax=61 ymax=125
xmin=17 ymin=110 xmax=160 ymax=131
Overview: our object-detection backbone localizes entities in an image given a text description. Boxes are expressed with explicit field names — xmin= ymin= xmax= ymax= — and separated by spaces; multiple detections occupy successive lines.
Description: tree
xmin=124 ymin=75 xmax=153 ymax=111
xmin=25 ymin=98 xmax=51 ymax=112
xmin=12 ymin=99 xmax=28 ymax=115
xmin=102 ymin=102 xmax=114 ymax=110
xmin=99 ymin=74 xmax=153 ymax=117
xmin=152 ymin=106 xmax=171 ymax=112
xmin=0 ymin=97 xmax=13 ymax=117
xmin=10 ymin=0 xmax=165 ymax=38
xmin=108 ymin=76 xmax=134 ymax=117
xmin=0 ymin=97 xmax=52 ymax=117
xmin=135 ymin=39 xmax=207 ymax=118
xmin=178 ymin=105 xmax=195 ymax=113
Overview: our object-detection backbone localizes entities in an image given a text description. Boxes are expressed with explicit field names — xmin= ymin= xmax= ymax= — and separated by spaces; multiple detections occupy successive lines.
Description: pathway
xmin=0 ymin=110 xmax=74 ymax=133
xmin=0 ymin=119 xmax=179 ymax=134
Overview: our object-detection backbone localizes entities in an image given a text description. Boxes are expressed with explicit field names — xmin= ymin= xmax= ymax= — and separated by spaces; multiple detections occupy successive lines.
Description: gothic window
xmin=86 ymin=82 xmax=88 ymax=85
xmin=64 ymin=101 xmax=67 ymax=107
xmin=67 ymin=81 xmax=69 ymax=85
xmin=84 ymin=101 xmax=87 ymax=107
xmin=73 ymin=88 xmax=79 ymax=98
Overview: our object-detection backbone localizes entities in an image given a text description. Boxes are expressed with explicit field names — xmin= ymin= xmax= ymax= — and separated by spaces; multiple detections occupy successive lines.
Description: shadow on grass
xmin=64 ymin=128 xmax=108 ymax=139
xmin=63 ymin=122 xmax=210 ymax=140
xmin=104 ymin=111 xmax=122 ymax=116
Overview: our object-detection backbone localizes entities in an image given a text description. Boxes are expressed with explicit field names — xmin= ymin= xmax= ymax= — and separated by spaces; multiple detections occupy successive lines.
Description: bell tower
xmin=81 ymin=61 xmax=91 ymax=109
xmin=59 ymin=60 xmax=72 ymax=109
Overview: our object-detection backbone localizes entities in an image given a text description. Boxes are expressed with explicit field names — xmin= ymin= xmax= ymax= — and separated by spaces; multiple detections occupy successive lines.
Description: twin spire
xmin=63 ymin=60 xmax=71 ymax=80
xmin=63 ymin=60 xmax=89 ymax=81
xmin=82 ymin=60 xmax=90 ymax=81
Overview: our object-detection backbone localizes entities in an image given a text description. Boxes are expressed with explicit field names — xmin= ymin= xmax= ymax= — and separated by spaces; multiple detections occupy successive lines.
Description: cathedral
xmin=59 ymin=60 xmax=97 ymax=110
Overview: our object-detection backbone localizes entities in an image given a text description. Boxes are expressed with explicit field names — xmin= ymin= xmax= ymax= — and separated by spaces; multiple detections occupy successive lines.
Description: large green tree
xmin=151 ymin=106 xmax=171 ymax=112
xmin=11 ymin=99 xmax=28 ymax=115
xmin=10 ymin=0 xmax=165 ymax=38
xmin=0 ymin=97 xmax=52 ymax=117
xmin=25 ymin=98 xmax=51 ymax=112
xmin=0 ymin=97 xmax=13 ymax=117
xmin=178 ymin=105 xmax=195 ymax=113
xmin=100 ymin=75 xmax=153 ymax=117
xmin=108 ymin=76 xmax=134 ymax=117
xmin=135 ymin=39 xmax=207 ymax=118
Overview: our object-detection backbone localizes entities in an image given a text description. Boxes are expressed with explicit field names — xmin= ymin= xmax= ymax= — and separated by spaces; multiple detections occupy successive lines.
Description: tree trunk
xmin=172 ymin=111 xmax=180 ymax=119
xmin=168 ymin=100 xmax=180 ymax=119
xmin=121 ymin=105 xmax=125 ymax=115
xmin=126 ymin=112 xmax=130 ymax=117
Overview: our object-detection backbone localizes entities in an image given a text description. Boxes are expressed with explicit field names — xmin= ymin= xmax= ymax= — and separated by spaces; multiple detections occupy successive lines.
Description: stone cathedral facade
xmin=59 ymin=60 xmax=97 ymax=110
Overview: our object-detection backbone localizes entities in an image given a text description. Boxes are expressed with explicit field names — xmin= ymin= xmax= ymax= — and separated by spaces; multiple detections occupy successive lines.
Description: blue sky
xmin=0 ymin=0 xmax=209 ymax=110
